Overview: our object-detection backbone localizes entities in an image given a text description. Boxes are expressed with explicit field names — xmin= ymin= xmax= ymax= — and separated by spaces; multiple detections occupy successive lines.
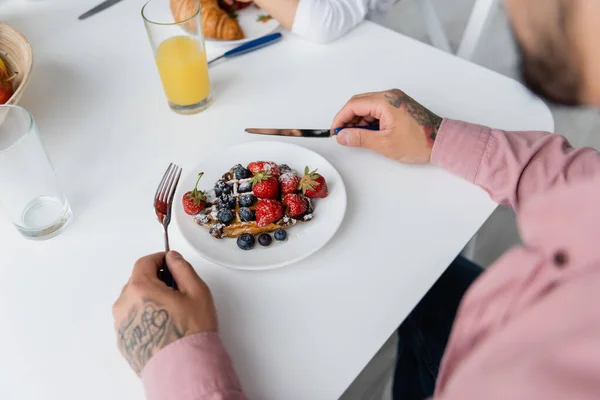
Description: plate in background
xmin=205 ymin=5 xmax=280 ymax=47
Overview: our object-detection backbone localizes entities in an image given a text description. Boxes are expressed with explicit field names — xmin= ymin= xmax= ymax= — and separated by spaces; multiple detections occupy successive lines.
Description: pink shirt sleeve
xmin=430 ymin=118 xmax=600 ymax=399
xmin=431 ymin=118 xmax=600 ymax=210
xmin=141 ymin=332 xmax=247 ymax=400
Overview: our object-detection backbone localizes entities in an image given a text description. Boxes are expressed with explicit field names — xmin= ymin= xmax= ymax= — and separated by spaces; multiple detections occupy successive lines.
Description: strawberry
xmin=279 ymin=171 xmax=300 ymax=195
xmin=255 ymin=199 xmax=283 ymax=227
xmin=182 ymin=173 xmax=207 ymax=215
xmin=155 ymin=199 xmax=167 ymax=215
xmin=283 ymin=194 xmax=308 ymax=217
xmin=251 ymin=171 xmax=279 ymax=199
xmin=248 ymin=161 xmax=280 ymax=178
xmin=299 ymin=166 xmax=329 ymax=198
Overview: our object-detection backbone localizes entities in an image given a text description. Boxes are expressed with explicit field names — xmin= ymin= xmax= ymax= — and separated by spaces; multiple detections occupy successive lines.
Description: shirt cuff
xmin=291 ymin=0 xmax=312 ymax=40
xmin=431 ymin=118 xmax=492 ymax=183
xmin=141 ymin=332 xmax=243 ymax=400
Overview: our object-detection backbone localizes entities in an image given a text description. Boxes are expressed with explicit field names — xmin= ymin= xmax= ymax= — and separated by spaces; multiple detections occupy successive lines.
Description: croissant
xmin=170 ymin=0 xmax=244 ymax=41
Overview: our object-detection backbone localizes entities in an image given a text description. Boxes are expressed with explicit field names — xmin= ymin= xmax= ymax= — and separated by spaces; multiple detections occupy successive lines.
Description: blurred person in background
xmin=225 ymin=0 xmax=400 ymax=43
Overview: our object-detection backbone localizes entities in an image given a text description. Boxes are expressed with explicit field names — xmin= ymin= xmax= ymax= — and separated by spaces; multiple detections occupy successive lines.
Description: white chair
xmin=419 ymin=0 xmax=500 ymax=61
xmin=457 ymin=0 xmax=500 ymax=60
xmin=417 ymin=0 xmax=500 ymax=261
xmin=417 ymin=0 xmax=452 ymax=53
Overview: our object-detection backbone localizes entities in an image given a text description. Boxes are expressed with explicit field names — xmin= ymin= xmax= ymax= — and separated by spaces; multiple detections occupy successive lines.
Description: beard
xmin=512 ymin=1 xmax=583 ymax=106
xmin=516 ymin=38 xmax=582 ymax=106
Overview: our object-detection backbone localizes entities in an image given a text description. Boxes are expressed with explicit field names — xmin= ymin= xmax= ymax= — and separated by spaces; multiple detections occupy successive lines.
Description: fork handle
xmin=158 ymin=228 xmax=178 ymax=289
xmin=159 ymin=260 xmax=178 ymax=289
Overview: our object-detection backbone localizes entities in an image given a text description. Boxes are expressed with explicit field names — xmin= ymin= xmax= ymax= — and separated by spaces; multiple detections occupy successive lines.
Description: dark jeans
xmin=392 ymin=256 xmax=483 ymax=400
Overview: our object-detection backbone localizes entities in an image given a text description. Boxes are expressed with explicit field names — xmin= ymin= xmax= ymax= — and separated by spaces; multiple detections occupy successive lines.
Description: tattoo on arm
xmin=384 ymin=90 xmax=442 ymax=147
xmin=118 ymin=298 xmax=187 ymax=375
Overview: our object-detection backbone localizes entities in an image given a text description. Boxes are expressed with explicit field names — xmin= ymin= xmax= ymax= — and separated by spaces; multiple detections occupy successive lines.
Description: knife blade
xmin=245 ymin=128 xmax=332 ymax=138
xmin=245 ymin=125 xmax=379 ymax=138
xmin=79 ymin=0 xmax=124 ymax=20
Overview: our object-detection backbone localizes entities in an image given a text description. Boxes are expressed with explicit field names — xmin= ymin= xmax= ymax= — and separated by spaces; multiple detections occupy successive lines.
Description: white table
xmin=0 ymin=2 xmax=554 ymax=399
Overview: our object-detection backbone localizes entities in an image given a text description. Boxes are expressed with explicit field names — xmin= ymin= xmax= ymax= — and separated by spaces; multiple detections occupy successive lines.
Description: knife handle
xmin=334 ymin=125 xmax=380 ymax=134
xmin=224 ymin=33 xmax=282 ymax=59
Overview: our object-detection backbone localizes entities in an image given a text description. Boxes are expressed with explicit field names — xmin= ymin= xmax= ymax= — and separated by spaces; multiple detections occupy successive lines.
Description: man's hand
xmin=331 ymin=89 xmax=443 ymax=164
xmin=112 ymin=251 xmax=218 ymax=375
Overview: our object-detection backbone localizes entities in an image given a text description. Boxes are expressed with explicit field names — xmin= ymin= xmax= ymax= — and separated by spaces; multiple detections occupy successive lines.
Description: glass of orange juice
xmin=142 ymin=0 xmax=212 ymax=114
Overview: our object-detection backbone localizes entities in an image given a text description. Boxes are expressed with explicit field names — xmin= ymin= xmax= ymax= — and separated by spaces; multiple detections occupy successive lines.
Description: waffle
xmin=193 ymin=164 xmax=313 ymax=239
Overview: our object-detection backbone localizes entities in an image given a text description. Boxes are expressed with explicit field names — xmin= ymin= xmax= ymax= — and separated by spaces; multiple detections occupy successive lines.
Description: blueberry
xmin=237 ymin=234 xmax=255 ymax=250
xmin=279 ymin=164 xmax=292 ymax=173
xmin=217 ymin=194 xmax=236 ymax=209
xmin=238 ymin=181 xmax=252 ymax=193
xmin=234 ymin=166 xmax=252 ymax=180
xmin=258 ymin=233 xmax=272 ymax=246
xmin=217 ymin=209 xmax=234 ymax=224
xmin=214 ymin=181 xmax=231 ymax=196
xmin=239 ymin=207 xmax=255 ymax=222
xmin=239 ymin=193 xmax=256 ymax=207
xmin=274 ymin=229 xmax=287 ymax=241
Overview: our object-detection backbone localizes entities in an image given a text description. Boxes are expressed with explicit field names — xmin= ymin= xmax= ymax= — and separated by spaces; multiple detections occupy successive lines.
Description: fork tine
xmin=163 ymin=164 xmax=180 ymax=205
xmin=166 ymin=166 xmax=182 ymax=213
xmin=160 ymin=164 xmax=177 ymax=203
xmin=155 ymin=163 xmax=173 ymax=201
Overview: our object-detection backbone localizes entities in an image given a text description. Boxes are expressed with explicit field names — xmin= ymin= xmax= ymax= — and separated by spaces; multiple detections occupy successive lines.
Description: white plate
xmin=175 ymin=141 xmax=347 ymax=270
xmin=205 ymin=6 xmax=280 ymax=47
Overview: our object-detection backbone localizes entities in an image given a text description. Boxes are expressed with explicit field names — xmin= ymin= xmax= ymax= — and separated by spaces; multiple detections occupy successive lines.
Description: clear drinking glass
xmin=0 ymin=105 xmax=72 ymax=240
xmin=142 ymin=0 xmax=212 ymax=115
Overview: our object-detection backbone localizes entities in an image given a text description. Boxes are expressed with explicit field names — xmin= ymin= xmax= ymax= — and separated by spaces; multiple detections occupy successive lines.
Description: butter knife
xmin=245 ymin=125 xmax=379 ymax=138
xmin=79 ymin=0 xmax=125 ymax=20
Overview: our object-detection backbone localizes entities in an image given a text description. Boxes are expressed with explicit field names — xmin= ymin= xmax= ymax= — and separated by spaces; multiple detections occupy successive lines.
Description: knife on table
xmin=209 ymin=33 xmax=283 ymax=66
xmin=245 ymin=125 xmax=380 ymax=138
xmin=79 ymin=0 xmax=124 ymax=20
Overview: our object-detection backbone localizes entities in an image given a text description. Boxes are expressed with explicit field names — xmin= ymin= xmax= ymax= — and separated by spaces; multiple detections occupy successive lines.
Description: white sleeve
xmin=291 ymin=0 xmax=371 ymax=44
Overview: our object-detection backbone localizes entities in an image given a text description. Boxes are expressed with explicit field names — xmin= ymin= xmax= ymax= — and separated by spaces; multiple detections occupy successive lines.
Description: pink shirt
xmin=142 ymin=119 xmax=600 ymax=399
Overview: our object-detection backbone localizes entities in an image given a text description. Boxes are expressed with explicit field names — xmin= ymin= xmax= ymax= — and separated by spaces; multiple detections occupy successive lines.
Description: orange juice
xmin=155 ymin=36 xmax=210 ymax=106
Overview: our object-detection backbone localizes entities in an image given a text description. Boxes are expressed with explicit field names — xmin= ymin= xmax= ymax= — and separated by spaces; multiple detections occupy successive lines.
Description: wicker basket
xmin=0 ymin=24 xmax=33 ymax=105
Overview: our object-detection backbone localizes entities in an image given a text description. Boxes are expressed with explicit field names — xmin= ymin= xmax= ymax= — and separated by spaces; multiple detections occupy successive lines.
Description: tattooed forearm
xmin=384 ymin=90 xmax=442 ymax=146
xmin=118 ymin=298 xmax=187 ymax=375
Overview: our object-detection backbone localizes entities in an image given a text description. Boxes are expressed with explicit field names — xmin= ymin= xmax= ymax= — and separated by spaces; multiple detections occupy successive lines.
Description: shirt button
xmin=553 ymin=251 xmax=568 ymax=267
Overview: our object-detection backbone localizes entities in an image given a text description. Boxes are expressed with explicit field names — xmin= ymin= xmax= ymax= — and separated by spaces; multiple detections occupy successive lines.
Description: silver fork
xmin=154 ymin=163 xmax=182 ymax=289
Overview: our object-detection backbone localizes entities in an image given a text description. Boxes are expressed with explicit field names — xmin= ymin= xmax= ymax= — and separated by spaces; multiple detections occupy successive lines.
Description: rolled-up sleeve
xmin=142 ymin=332 xmax=247 ymax=400
xmin=431 ymin=118 xmax=600 ymax=210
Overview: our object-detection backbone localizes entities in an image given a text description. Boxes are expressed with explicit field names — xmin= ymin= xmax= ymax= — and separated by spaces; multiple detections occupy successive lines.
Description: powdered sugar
xmin=306 ymin=198 xmax=314 ymax=214
xmin=278 ymin=164 xmax=292 ymax=174
xmin=210 ymin=205 xmax=219 ymax=219
xmin=279 ymin=171 xmax=299 ymax=184
xmin=206 ymin=189 xmax=217 ymax=203
xmin=283 ymin=216 xmax=298 ymax=225
xmin=209 ymin=223 xmax=225 ymax=239
xmin=194 ymin=214 xmax=210 ymax=225
xmin=190 ymin=163 xmax=319 ymax=241
xmin=262 ymin=162 xmax=277 ymax=172
xmin=227 ymin=177 xmax=251 ymax=197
